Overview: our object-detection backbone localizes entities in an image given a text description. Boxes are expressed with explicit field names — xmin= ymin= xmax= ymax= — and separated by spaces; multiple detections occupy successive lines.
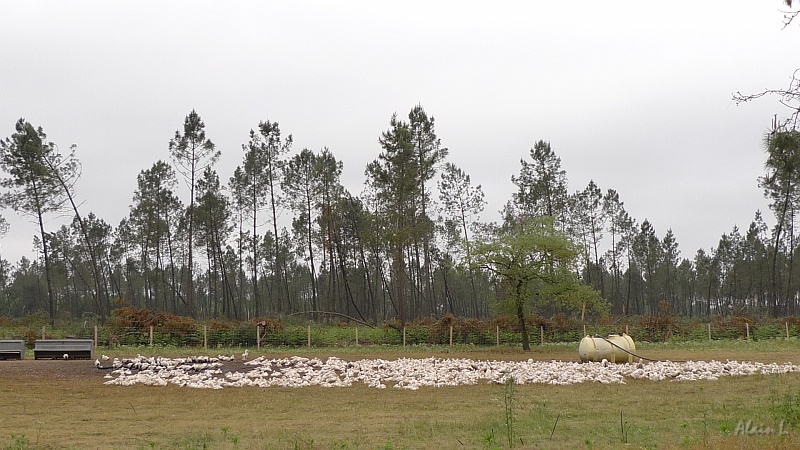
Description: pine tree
xmin=0 ymin=119 xmax=70 ymax=323
xmin=169 ymin=110 xmax=219 ymax=317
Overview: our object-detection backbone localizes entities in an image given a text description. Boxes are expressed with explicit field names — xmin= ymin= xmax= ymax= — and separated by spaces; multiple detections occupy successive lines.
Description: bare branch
xmin=733 ymin=68 xmax=800 ymax=130
xmin=782 ymin=0 xmax=799 ymax=27
xmin=783 ymin=10 xmax=799 ymax=28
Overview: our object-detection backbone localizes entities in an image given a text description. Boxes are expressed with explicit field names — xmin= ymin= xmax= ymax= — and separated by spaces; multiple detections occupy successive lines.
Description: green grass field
xmin=2 ymin=340 xmax=800 ymax=449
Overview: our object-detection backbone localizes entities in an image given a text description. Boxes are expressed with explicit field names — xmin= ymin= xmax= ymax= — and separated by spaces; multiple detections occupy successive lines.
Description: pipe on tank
xmin=578 ymin=333 xmax=635 ymax=363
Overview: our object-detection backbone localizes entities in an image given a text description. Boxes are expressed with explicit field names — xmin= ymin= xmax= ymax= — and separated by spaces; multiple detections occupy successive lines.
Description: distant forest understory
xmin=1 ymin=107 xmax=799 ymax=327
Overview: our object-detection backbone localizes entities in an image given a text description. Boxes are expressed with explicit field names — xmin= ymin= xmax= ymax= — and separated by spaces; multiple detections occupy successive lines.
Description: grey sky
xmin=0 ymin=1 xmax=796 ymax=264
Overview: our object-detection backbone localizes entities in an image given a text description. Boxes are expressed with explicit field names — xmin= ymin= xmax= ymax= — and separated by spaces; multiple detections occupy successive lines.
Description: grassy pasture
xmin=1 ymin=341 xmax=800 ymax=449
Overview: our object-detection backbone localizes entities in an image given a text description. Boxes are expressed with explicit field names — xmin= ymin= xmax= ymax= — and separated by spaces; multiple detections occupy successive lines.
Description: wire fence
xmin=2 ymin=314 xmax=800 ymax=349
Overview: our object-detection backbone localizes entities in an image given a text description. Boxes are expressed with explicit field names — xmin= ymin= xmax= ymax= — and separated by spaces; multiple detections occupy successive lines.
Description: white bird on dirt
xmin=241 ymin=349 xmax=249 ymax=361
xmin=62 ymin=353 xmax=69 ymax=360
xmin=101 ymin=354 xmax=110 ymax=361
xmin=102 ymin=356 xmax=800 ymax=390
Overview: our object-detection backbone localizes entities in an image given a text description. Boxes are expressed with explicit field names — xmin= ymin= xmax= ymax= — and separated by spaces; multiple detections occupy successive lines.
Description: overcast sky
xmin=0 ymin=1 xmax=797 ymax=264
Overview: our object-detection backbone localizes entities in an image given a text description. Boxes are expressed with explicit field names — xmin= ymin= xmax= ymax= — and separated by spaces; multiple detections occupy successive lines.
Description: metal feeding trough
xmin=579 ymin=333 xmax=636 ymax=363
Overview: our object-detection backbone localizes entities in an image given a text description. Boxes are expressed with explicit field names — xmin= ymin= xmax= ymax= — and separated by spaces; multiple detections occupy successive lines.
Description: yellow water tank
xmin=579 ymin=334 xmax=636 ymax=363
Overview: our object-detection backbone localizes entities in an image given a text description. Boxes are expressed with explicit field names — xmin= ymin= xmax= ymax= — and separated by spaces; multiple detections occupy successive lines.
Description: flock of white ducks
xmin=100 ymin=354 xmax=800 ymax=390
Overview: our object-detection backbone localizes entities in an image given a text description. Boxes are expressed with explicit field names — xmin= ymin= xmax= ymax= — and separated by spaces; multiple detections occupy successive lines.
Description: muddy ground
xmin=0 ymin=357 xmax=254 ymax=382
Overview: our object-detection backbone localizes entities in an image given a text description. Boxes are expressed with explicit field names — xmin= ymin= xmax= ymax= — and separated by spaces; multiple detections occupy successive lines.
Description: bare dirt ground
xmin=0 ymin=359 xmax=99 ymax=381
xmin=0 ymin=358 xmax=256 ymax=382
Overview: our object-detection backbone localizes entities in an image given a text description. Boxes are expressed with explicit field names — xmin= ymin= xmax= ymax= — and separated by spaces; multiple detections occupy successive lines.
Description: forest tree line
xmin=0 ymin=106 xmax=798 ymax=325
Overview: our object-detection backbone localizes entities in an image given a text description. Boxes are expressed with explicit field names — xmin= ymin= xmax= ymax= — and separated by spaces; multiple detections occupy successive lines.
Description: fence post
xmin=746 ymin=322 xmax=750 ymax=340
xmin=203 ymin=325 xmax=207 ymax=350
xmin=708 ymin=323 xmax=711 ymax=341
xmin=403 ymin=327 xmax=406 ymax=348
xmin=540 ymin=325 xmax=544 ymax=345
xmin=449 ymin=325 xmax=453 ymax=348
xmin=355 ymin=325 xmax=359 ymax=346
xmin=583 ymin=324 xmax=586 ymax=337
xmin=41 ymin=325 xmax=45 ymax=340
xmin=307 ymin=325 xmax=312 ymax=348
xmin=94 ymin=325 xmax=98 ymax=347
xmin=149 ymin=326 xmax=153 ymax=347
xmin=256 ymin=325 xmax=261 ymax=349
xmin=787 ymin=322 xmax=790 ymax=339
xmin=625 ymin=325 xmax=629 ymax=335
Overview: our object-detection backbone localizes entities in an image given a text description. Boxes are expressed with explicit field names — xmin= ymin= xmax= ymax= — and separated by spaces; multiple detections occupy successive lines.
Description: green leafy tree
xmin=237 ymin=121 xmax=292 ymax=314
xmin=632 ymin=220 xmax=661 ymax=313
xmin=0 ymin=119 xmax=70 ymax=323
xmin=169 ymin=110 xmax=219 ymax=317
xmin=228 ymin=166 xmax=249 ymax=314
xmin=283 ymin=148 xmax=322 ymax=311
xmin=43 ymin=143 xmax=110 ymax=319
xmin=0 ymin=215 xmax=10 ymax=315
xmin=571 ymin=180 xmax=606 ymax=295
xmin=408 ymin=105 xmax=448 ymax=316
xmin=660 ymin=228 xmax=680 ymax=312
xmin=130 ymin=161 xmax=184 ymax=312
xmin=473 ymin=217 xmax=605 ymax=350
xmin=194 ymin=167 xmax=236 ymax=318
xmin=46 ymin=213 xmax=112 ymax=318
xmin=438 ymin=162 xmax=486 ymax=317
xmin=235 ymin=131 xmax=266 ymax=316
xmin=602 ymin=189 xmax=631 ymax=313
xmin=333 ymin=192 xmax=377 ymax=321
xmin=508 ymin=140 xmax=569 ymax=224
xmin=742 ymin=212 xmax=770 ymax=311
xmin=316 ymin=149 xmax=346 ymax=312
xmin=759 ymin=129 xmax=800 ymax=315
xmin=366 ymin=114 xmax=419 ymax=326
xmin=693 ymin=248 xmax=717 ymax=317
